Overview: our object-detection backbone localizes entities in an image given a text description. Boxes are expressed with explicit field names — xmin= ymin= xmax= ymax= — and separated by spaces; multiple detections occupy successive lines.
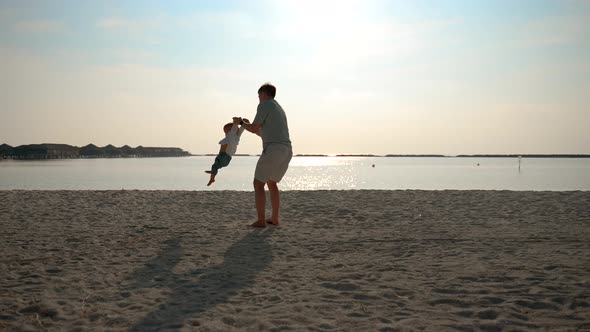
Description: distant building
xmin=7 ymin=143 xmax=190 ymax=159
xmin=43 ymin=144 xmax=80 ymax=158
xmin=135 ymin=146 xmax=190 ymax=157
xmin=13 ymin=144 xmax=79 ymax=159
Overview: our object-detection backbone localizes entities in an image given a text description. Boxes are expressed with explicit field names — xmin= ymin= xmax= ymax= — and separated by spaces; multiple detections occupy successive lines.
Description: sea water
xmin=0 ymin=156 xmax=589 ymax=191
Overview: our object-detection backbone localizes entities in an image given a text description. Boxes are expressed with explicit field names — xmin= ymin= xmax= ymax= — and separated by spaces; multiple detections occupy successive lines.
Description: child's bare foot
xmin=266 ymin=218 xmax=279 ymax=225
xmin=251 ymin=220 xmax=266 ymax=228
xmin=206 ymin=173 xmax=215 ymax=186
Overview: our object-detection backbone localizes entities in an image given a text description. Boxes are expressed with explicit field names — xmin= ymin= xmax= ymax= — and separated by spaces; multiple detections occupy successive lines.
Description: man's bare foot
xmin=207 ymin=178 xmax=215 ymax=186
xmin=251 ymin=221 xmax=266 ymax=228
xmin=266 ymin=218 xmax=279 ymax=225
xmin=205 ymin=170 xmax=212 ymax=174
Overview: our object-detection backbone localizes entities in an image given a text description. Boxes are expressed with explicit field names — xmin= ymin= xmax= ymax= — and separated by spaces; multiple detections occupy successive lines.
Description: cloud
xmin=97 ymin=17 xmax=132 ymax=29
xmin=12 ymin=19 xmax=66 ymax=33
xmin=104 ymin=48 xmax=158 ymax=62
xmin=96 ymin=17 xmax=161 ymax=31
xmin=175 ymin=10 xmax=255 ymax=33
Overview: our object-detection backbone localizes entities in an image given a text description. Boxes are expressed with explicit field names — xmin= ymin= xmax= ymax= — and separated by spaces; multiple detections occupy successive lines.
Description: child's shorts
xmin=211 ymin=152 xmax=232 ymax=175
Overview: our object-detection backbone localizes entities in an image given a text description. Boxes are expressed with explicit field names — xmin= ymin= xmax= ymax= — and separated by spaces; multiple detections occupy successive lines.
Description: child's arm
xmin=230 ymin=117 xmax=242 ymax=136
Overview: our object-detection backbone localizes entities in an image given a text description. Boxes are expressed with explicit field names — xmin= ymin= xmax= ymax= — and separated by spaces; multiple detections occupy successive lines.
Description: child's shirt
xmin=219 ymin=124 xmax=245 ymax=156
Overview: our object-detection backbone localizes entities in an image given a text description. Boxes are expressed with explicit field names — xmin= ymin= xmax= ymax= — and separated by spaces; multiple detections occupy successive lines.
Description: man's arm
xmin=239 ymin=118 xmax=261 ymax=136
xmin=243 ymin=123 xmax=261 ymax=136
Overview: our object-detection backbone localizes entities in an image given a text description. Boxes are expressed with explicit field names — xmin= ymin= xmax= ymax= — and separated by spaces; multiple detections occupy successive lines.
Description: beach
xmin=1 ymin=190 xmax=589 ymax=331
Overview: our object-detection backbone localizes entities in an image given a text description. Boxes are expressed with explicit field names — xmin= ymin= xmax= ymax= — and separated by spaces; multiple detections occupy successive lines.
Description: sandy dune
xmin=1 ymin=190 xmax=589 ymax=331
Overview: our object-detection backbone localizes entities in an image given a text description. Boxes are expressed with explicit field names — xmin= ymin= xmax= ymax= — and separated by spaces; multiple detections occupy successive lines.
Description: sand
xmin=0 ymin=190 xmax=589 ymax=331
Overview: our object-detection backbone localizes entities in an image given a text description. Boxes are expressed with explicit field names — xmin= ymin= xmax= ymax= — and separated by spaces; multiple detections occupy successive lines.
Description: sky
xmin=1 ymin=0 xmax=589 ymax=155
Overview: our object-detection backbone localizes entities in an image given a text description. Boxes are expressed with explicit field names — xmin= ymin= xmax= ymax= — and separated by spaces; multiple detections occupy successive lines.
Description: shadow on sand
xmin=125 ymin=228 xmax=274 ymax=331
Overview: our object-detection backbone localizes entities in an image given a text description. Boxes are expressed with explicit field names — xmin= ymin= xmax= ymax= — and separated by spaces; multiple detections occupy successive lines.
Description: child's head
xmin=223 ymin=123 xmax=233 ymax=134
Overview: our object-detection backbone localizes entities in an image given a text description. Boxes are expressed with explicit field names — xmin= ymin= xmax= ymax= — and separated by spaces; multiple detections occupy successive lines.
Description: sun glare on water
xmin=283 ymin=156 xmax=362 ymax=190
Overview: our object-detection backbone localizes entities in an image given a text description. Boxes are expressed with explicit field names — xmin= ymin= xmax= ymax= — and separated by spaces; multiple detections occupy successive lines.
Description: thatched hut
xmin=42 ymin=144 xmax=79 ymax=159
xmin=102 ymin=144 xmax=121 ymax=157
xmin=120 ymin=145 xmax=136 ymax=156
xmin=80 ymin=144 xmax=102 ymax=157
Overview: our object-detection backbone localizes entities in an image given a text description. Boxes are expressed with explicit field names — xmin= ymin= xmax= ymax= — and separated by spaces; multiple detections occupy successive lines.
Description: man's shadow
xmin=125 ymin=228 xmax=274 ymax=332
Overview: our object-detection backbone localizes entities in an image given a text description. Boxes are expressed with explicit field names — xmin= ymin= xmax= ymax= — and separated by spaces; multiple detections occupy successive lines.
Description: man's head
xmin=223 ymin=122 xmax=233 ymax=134
xmin=258 ymin=83 xmax=276 ymax=102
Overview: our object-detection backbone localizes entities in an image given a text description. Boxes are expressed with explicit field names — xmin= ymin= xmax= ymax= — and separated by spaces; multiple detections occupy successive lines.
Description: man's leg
xmin=267 ymin=180 xmax=280 ymax=225
xmin=252 ymin=179 xmax=266 ymax=227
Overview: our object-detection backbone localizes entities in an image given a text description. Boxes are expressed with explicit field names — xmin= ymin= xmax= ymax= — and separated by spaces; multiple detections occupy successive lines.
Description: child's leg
xmin=205 ymin=155 xmax=222 ymax=185
xmin=207 ymin=173 xmax=216 ymax=186
xmin=205 ymin=153 xmax=231 ymax=186
xmin=207 ymin=155 xmax=224 ymax=175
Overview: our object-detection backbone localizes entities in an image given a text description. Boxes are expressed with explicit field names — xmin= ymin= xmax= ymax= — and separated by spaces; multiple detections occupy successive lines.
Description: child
xmin=206 ymin=117 xmax=247 ymax=186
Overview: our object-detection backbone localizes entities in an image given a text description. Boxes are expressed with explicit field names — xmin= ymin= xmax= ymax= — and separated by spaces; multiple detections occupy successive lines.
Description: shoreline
xmin=1 ymin=190 xmax=589 ymax=331
xmin=3 ymin=154 xmax=590 ymax=161
xmin=2 ymin=188 xmax=589 ymax=193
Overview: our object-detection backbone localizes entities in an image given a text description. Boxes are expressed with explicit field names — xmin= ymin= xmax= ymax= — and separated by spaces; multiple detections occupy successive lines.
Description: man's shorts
xmin=254 ymin=144 xmax=293 ymax=183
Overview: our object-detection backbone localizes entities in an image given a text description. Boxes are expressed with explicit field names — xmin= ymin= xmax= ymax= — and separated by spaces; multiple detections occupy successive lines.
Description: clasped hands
xmin=232 ymin=117 xmax=250 ymax=125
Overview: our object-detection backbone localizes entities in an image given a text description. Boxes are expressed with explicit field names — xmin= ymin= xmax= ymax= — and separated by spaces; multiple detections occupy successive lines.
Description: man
xmin=240 ymin=83 xmax=293 ymax=227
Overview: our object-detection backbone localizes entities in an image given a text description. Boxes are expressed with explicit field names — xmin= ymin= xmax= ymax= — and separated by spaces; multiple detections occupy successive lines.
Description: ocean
xmin=1 ymin=156 xmax=589 ymax=191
